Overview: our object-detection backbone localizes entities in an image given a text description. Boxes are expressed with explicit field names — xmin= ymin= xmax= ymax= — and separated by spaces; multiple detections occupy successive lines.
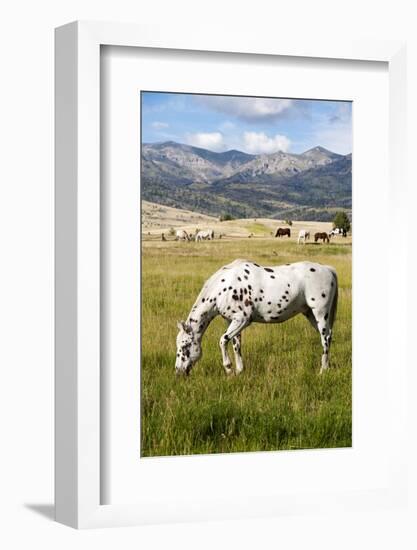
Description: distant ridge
xmin=141 ymin=141 xmax=352 ymax=221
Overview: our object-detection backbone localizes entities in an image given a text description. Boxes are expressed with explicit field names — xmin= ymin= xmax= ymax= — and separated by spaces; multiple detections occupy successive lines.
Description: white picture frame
xmin=55 ymin=21 xmax=407 ymax=529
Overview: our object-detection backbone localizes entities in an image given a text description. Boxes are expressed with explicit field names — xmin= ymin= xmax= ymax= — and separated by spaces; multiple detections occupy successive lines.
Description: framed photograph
xmin=55 ymin=21 xmax=407 ymax=528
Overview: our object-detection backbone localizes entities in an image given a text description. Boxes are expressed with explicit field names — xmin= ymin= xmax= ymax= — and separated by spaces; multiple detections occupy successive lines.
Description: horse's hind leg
xmin=310 ymin=308 xmax=333 ymax=373
xmin=304 ymin=307 xmax=332 ymax=373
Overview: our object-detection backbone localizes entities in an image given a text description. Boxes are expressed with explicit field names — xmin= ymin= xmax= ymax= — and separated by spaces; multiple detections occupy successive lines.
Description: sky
xmin=141 ymin=92 xmax=352 ymax=155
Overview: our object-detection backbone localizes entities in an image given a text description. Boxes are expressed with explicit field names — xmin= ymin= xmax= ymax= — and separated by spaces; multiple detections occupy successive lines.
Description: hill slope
xmin=141 ymin=141 xmax=351 ymax=221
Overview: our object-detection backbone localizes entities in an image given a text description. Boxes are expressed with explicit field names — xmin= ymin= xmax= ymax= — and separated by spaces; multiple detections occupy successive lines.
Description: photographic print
xmin=141 ymin=92 xmax=352 ymax=457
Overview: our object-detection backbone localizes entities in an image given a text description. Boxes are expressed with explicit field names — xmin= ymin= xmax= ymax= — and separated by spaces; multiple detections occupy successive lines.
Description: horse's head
xmin=175 ymin=321 xmax=202 ymax=375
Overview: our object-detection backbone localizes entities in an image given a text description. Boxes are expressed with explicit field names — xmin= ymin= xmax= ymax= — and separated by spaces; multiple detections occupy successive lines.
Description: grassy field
xmin=141 ymin=233 xmax=352 ymax=457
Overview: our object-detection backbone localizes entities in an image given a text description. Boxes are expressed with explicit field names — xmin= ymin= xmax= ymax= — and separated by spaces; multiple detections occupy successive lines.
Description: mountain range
xmin=141 ymin=141 xmax=352 ymax=221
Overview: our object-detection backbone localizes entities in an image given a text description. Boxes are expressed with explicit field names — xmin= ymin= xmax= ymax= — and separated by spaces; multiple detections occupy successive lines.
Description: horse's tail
xmin=329 ymin=269 xmax=338 ymax=329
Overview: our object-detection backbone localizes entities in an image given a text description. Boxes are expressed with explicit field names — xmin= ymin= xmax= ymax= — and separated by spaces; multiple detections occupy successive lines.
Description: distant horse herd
xmin=172 ymin=229 xmax=215 ymax=241
xmin=161 ymin=225 xmax=348 ymax=243
xmin=274 ymin=226 xmax=347 ymax=244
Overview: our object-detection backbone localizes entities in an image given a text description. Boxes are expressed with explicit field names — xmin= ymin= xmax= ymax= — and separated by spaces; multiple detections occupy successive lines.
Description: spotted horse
xmin=175 ymin=259 xmax=338 ymax=376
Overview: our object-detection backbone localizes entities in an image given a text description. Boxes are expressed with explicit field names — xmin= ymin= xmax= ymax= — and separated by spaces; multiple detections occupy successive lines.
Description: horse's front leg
xmin=220 ymin=318 xmax=247 ymax=375
xmin=232 ymin=334 xmax=244 ymax=374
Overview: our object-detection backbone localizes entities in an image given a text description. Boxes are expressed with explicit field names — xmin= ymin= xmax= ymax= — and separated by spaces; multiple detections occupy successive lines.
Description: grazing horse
xmin=175 ymin=259 xmax=338 ymax=376
xmin=329 ymin=227 xmax=347 ymax=238
xmin=275 ymin=227 xmax=291 ymax=238
xmin=195 ymin=229 xmax=214 ymax=241
xmin=297 ymin=230 xmax=310 ymax=244
xmin=314 ymin=232 xmax=330 ymax=243
xmin=175 ymin=229 xmax=190 ymax=241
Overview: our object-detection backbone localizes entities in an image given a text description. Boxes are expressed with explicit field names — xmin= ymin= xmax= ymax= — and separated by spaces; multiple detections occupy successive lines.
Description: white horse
xmin=195 ymin=229 xmax=214 ymax=241
xmin=175 ymin=229 xmax=190 ymax=241
xmin=175 ymin=259 xmax=338 ymax=376
xmin=329 ymin=227 xmax=347 ymax=238
xmin=297 ymin=229 xmax=310 ymax=244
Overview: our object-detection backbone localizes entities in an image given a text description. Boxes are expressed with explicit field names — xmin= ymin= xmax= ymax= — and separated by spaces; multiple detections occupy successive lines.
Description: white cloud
xmin=186 ymin=132 xmax=224 ymax=151
xmin=151 ymin=121 xmax=169 ymax=129
xmin=195 ymin=96 xmax=294 ymax=122
xmin=243 ymin=132 xmax=291 ymax=154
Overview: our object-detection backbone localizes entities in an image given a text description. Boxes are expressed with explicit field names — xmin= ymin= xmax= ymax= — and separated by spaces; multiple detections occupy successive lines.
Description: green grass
xmin=246 ymin=222 xmax=271 ymax=235
xmin=141 ymin=237 xmax=352 ymax=457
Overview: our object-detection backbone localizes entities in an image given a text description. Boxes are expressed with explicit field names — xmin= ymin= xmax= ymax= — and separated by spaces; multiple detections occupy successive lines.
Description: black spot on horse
xmin=282 ymin=295 xmax=286 ymax=299
xmin=229 ymin=286 xmax=232 ymax=290
xmin=311 ymin=297 xmax=315 ymax=301
xmin=232 ymin=295 xmax=238 ymax=301
xmin=268 ymin=310 xmax=272 ymax=314
xmin=254 ymin=298 xmax=258 ymax=302
xmin=310 ymin=268 xmax=316 ymax=272
xmin=260 ymin=289 xmax=264 ymax=293
xmin=224 ymin=335 xmax=229 ymax=341
xmin=267 ymin=301 xmax=271 ymax=305
xmin=244 ymin=288 xmax=247 ymax=295
xmin=264 ymin=268 xmax=274 ymax=273
xmin=223 ymin=288 xmax=227 ymax=292
xmin=244 ymin=276 xmax=248 ymax=280
xmin=238 ymin=277 xmax=241 ymax=281
xmin=322 ymin=328 xmax=326 ymax=335
xmin=254 ymin=263 xmax=260 ymax=267
xmin=243 ymin=311 xmax=247 ymax=317
xmin=285 ymin=290 xmax=289 ymax=294
xmin=221 ymin=279 xmax=225 ymax=282
xmin=227 ymin=306 xmax=231 ymax=310
xmin=238 ymin=305 xmax=242 ymax=311
xmin=270 ymin=275 xmax=275 ymax=279
xmin=202 ymin=298 xmax=205 ymax=303
xmin=288 ymin=284 xmax=291 ymax=287
xmin=248 ymin=285 xmax=252 ymax=290
xmin=324 ymin=313 xmax=329 ymax=320
xmin=322 ymin=293 xmax=326 ymax=298
xmin=244 ymin=269 xmax=250 ymax=275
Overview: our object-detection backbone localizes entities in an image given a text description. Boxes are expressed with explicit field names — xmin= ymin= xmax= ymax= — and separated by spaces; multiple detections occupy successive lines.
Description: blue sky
xmin=141 ymin=92 xmax=352 ymax=155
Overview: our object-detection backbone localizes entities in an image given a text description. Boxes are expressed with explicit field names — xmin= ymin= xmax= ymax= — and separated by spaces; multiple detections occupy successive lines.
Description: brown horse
xmin=314 ymin=232 xmax=330 ymax=243
xmin=275 ymin=227 xmax=291 ymax=238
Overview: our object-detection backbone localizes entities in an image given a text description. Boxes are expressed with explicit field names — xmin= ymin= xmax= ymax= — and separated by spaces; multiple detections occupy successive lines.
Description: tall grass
xmin=141 ymin=238 xmax=352 ymax=457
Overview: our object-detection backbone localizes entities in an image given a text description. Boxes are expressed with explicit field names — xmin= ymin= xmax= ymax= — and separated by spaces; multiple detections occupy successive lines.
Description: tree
xmin=332 ymin=211 xmax=351 ymax=233
xmin=219 ymin=213 xmax=234 ymax=222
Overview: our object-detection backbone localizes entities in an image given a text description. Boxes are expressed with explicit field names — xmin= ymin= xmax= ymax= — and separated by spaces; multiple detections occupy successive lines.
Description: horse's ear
xmin=177 ymin=320 xmax=186 ymax=331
